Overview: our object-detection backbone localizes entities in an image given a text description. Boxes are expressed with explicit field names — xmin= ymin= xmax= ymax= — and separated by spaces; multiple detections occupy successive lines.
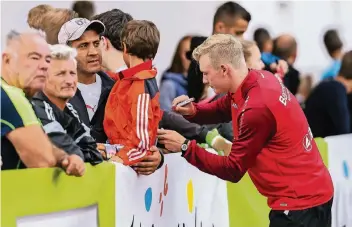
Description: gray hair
xmin=49 ymin=44 xmax=77 ymax=67
xmin=6 ymin=28 xmax=47 ymax=44
xmin=192 ymin=34 xmax=245 ymax=69
xmin=49 ymin=44 xmax=77 ymax=63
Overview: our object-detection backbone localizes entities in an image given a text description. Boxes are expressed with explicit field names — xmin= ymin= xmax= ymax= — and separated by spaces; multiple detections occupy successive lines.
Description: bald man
xmin=273 ymin=34 xmax=301 ymax=96
xmin=1 ymin=29 xmax=85 ymax=176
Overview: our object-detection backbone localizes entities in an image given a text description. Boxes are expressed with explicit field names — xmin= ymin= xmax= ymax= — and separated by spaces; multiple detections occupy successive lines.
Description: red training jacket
xmin=104 ymin=61 xmax=162 ymax=165
xmin=183 ymin=69 xmax=333 ymax=210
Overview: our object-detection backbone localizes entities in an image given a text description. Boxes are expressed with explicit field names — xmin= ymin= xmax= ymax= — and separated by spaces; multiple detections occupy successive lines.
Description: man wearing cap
xmin=58 ymin=18 xmax=164 ymax=174
xmin=58 ymin=18 xmax=113 ymax=143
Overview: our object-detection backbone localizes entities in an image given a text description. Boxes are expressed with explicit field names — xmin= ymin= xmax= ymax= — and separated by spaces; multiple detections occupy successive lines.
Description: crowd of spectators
xmin=1 ymin=1 xmax=351 ymax=175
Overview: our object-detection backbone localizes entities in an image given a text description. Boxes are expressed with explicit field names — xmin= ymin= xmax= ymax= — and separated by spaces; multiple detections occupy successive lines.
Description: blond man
xmin=158 ymin=34 xmax=333 ymax=227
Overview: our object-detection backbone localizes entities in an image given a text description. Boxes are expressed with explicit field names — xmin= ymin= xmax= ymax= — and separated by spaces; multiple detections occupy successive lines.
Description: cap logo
xmin=75 ymin=19 xmax=86 ymax=26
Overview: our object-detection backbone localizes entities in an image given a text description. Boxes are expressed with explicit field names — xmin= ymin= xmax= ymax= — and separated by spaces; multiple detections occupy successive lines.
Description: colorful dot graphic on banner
xmin=187 ymin=180 xmax=194 ymax=213
xmin=342 ymin=160 xmax=349 ymax=179
xmin=145 ymin=187 xmax=152 ymax=212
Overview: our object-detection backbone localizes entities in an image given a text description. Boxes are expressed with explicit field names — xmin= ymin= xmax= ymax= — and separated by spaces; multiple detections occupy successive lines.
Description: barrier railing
xmin=1 ymin=135 xmax=351 ymax=227
xmin=1 ymin=163 xmax=115 ymax=227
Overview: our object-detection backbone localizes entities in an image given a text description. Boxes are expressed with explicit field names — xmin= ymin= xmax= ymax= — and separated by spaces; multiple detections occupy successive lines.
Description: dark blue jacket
xmin=304 ymin=79 xmax=350 ymax=137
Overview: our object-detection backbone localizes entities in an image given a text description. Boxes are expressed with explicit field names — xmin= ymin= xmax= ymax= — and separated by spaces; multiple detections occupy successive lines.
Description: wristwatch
xmin=181 ymin=139 xmax=190 ymax=155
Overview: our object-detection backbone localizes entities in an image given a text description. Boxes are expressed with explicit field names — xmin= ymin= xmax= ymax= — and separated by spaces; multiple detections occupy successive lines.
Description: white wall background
xmin=1 ymin=0 xmax=352 ymax=84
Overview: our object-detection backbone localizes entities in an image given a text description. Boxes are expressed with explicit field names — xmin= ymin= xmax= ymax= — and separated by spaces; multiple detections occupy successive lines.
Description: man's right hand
xmin=172 ymin=95 xmax=195 ymax=116
xmin=61 ymin=155 xmax=86 ymax=177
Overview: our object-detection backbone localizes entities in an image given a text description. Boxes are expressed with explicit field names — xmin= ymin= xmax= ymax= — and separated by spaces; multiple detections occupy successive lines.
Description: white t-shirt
xmin=77 ymin=74 xmax=102 ymax=121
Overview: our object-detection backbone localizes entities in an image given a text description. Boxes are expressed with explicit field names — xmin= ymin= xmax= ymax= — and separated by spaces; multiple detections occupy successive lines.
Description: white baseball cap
xmin=58 ymin=18 xmax=105 ymax=45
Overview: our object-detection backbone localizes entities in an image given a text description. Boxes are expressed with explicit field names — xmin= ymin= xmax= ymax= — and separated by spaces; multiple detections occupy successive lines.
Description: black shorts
xmin=269 ymin=198 xmax=333 ymax=227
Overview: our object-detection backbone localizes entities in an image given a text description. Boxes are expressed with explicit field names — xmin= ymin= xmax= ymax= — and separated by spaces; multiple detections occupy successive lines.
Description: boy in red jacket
xmin=104 ymin=20 xmax=162 ymax=165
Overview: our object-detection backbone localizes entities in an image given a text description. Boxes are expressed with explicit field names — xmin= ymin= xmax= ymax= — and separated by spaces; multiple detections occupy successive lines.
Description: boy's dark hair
xmin=323 ymin=29 xmax=343 ymax=56
xmin=213 ymin=1 xmax=251 ymax=28
xmin=121 ymin=20 xmax=160 ymax=60
xmin=339 ymin=50 xmax=352 ymax=80
xmin=92 ymin=9 xmax=133 ymax=51
xmin=253 ymin=27 xmax=271 ymax=52
xmin=72 ymin=1 xmax=95 ymax=19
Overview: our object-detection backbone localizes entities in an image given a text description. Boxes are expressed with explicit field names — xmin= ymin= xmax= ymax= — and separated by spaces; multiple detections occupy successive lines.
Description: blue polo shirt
xmin=321 ymin=60 xmax=341 ymax=80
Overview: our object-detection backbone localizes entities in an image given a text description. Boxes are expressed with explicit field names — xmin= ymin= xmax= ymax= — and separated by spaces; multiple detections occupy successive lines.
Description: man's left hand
xmin=157 ymin=129 xmax=186 ymax=153
xmin=61 ymin=155 xmax=86 ymax=177
xmin=133 ymin=146 xmax=161 ymax=175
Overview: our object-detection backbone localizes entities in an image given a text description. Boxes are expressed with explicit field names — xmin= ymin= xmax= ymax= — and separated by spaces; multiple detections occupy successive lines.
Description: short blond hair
xmin=192 ymin=34 xmax=244 ymax=69
xmin=27 ymin=4 xmax=53 ymax=29
xmin=41 ymin=9 xmax=78 ymax=44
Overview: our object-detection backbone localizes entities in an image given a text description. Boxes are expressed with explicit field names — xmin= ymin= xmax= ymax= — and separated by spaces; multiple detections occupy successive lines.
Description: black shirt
xmin=32 ymin=92 xmax=103 ymax=165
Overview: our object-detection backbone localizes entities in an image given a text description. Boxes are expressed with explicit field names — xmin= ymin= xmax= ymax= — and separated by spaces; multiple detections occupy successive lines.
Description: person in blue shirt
xmin=305 ymin=50 xmax=352 ymax=138
xmin=159 ymin=35 xmax=191 ymax=111
xmin=321 ymin=29 xmax=343 ymax=80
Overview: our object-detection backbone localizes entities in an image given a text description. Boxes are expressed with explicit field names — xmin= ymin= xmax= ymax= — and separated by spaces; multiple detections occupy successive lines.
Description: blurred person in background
xmin=212 ymin=1 xmax=251 ymax=38
xmin=253 ymin=27 xmax=273 ymax=53
xmin=304 ymin=50 xmax=352 ymax=138
xmin=159 ymin=35 xmax=192 ymax=111
xmin=273 ymin=34 xmax=300 ymax=96
xmin=91 ymin=9 xmax=133 ymax=76
xmin=1 ymin=29 xmax=85 ymax=176
xmin=27 ymin=4 xmax=53 ymax=29
xmin=241 ymin=40 xmax=265 ymax=70
xmin=254 ymin=28 xmax=280 ymax=71
xmin=31 ymin=44 xmax=103 ymax=165
xmin=321 ymin=29 xmax=343 ymax=80
xmin=187 ymin=36 xmax=209 ymax=103
xmin=72 ymin=0 xmax=95 ymax=19
xmin=41 ymin=8 xmax=79 ymax=44
xmin=296 ymin=74 xmax=313 ymax=108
